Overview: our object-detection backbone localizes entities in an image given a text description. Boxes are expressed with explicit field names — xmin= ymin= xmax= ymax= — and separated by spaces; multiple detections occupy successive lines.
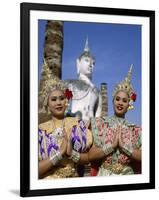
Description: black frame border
xmin=20 ymin=2 xmax=155 ymax=197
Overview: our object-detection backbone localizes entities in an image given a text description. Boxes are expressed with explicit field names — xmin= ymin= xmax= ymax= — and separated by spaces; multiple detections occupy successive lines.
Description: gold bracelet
xmin=70 ymin=150 xmax=80 ymax=163
xmin=102 ymin=143 xmax=114 ymax=155
xmin=49 ymin=150 xmax=63 ymax=166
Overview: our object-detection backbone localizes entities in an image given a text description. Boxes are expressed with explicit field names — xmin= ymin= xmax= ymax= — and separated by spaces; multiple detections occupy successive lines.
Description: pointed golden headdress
xmin=39 ymin=76 xmax=73 ymax=114
xmin=112 ymin=64 xmax=137 ymax=110
xmin=39 ymin=77 xmax=66 ymax=113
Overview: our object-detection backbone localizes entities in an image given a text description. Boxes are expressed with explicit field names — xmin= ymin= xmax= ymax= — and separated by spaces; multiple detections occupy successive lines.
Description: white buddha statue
xmin=65 ymin=38 xmax=102 ymax=122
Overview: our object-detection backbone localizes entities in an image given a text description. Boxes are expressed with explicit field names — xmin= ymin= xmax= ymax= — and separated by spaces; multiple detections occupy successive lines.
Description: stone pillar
xmin=101 ymin=82 xmax=108 ymax=117
xmin=38 ymin=20 xmax=63 ymax=124
xmin=44 ymin=20 xmax=63 ymax=79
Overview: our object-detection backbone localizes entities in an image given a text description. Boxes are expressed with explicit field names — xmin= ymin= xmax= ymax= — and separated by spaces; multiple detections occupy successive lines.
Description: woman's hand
xmin=118 ymin=127 xmax=124 ymax=149
xmin=66 ymin=135 xmax=73 ymax=157
xmin=85 ymin=119 xmax=91 ymax=129
xmin=112 ymin=128 xmax=119 ymax=149
xmin=118 ymin=127 xmax=133 ymax=157
xmin=61 ymin=128 xmax=73 ymax=157
xmin=59 ymin=129 xmax=68 ymax=156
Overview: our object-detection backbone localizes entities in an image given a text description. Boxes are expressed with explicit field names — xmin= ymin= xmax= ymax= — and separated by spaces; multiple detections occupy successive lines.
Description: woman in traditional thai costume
xmin=89 ymin=65 xmax=141 ymax=176
xmin=38 ymin=78 xmax=92 ymax=179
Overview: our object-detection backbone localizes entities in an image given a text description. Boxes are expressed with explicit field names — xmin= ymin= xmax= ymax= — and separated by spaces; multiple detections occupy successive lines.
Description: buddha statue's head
xmin=76 ymin=38 xmax=95 ymax=79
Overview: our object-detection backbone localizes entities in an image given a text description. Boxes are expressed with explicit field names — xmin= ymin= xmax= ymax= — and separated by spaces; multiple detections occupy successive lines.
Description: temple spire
xmin=84 ymin=36 xmax=89 ymax=52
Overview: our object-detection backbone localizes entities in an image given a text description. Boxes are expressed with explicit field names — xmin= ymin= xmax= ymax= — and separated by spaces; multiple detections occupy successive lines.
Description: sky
xmin=38 ymin=20 xmax=141 ymax=126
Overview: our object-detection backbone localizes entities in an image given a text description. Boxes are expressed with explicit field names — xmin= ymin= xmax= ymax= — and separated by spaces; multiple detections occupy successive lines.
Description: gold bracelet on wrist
xmin=102 ymin=143 xmax=114 ymax=156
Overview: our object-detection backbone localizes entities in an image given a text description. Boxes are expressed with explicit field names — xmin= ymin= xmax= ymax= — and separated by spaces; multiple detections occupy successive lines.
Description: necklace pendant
xmin=54 ymin=127 xmax=64 ymax=137
xmin=52 ymin=118 xmax=65 ymax=138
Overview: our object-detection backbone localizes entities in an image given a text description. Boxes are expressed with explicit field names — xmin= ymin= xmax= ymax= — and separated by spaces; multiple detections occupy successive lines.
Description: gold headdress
xmin=39 ymin=77 xmax=66 ymax=113
xmin=112 ymin=64 xmax=137 ymax=110
xmin=39 ymin=77 xmax=73 ymax=114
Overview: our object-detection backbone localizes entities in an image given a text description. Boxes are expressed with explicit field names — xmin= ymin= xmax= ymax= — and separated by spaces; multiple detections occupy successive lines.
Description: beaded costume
xmin=91 ymin=116 xmax=141 ymax=175
xmin=39 ymin=117 xmax=92 ymax=179
xmin=91 ymin=65 xmax=141 ymax=176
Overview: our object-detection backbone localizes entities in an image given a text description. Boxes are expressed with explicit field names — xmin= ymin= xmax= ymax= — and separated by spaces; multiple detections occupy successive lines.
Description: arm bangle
xmin=122 ymin=145 xmax=133 ymax=157
xmin=49 ymin=150 xmax=63 ymax=166
xmin=102 ymin=143 xmax=114 ymax=156
xmin=70 ymin=150 xmax=80 ymax=163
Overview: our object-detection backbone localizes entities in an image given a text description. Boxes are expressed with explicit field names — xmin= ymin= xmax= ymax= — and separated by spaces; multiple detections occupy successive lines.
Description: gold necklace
xmin=52 ymin=118 xmax=65 ymax=138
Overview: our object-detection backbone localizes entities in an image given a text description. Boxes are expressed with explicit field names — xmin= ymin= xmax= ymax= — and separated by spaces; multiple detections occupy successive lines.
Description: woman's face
xmin=48 ymin=90 xmax=67 ymax=118
xmin=113 ymin=91 xmax=129 ymax=117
